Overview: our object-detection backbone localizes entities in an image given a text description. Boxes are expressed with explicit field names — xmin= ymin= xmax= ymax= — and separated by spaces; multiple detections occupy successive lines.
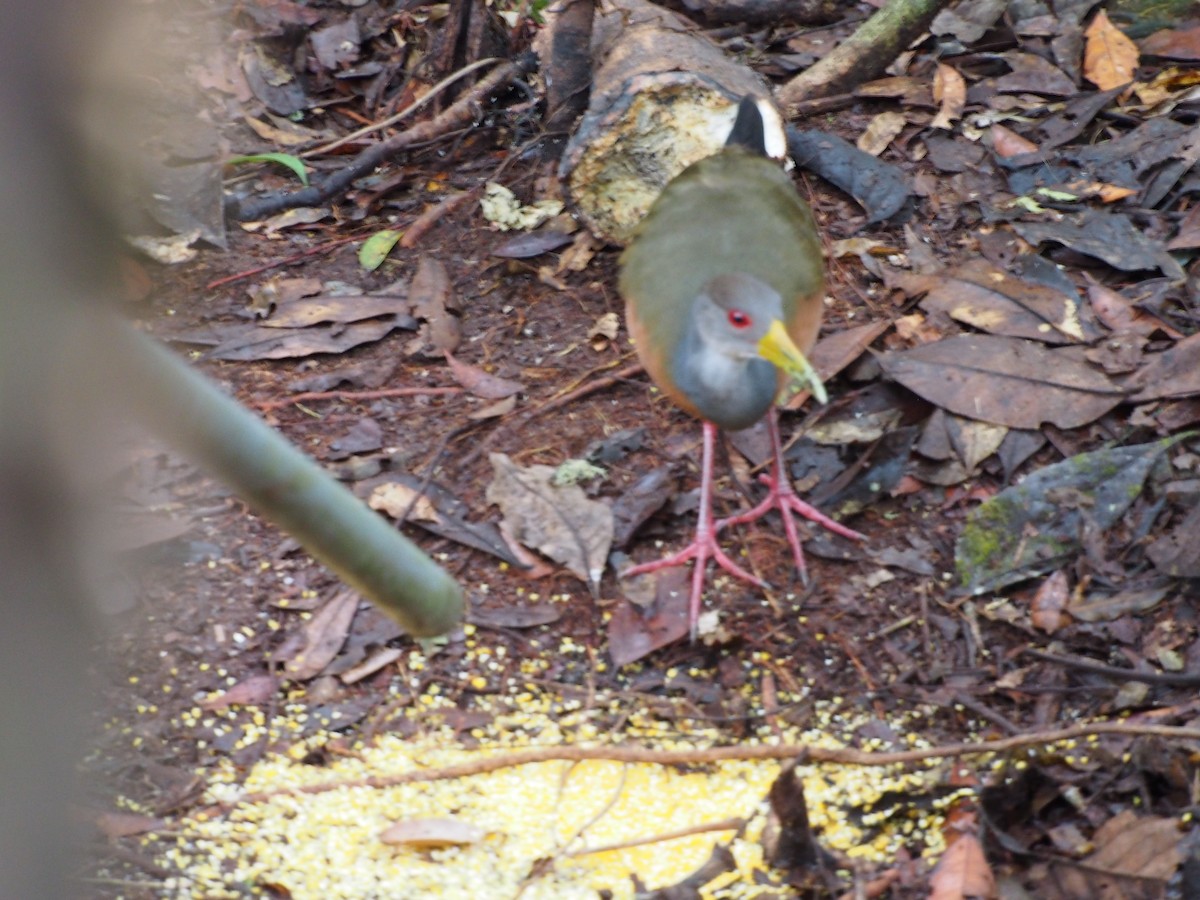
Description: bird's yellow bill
xmin=758 ymin=319 xmax=828 ymax=404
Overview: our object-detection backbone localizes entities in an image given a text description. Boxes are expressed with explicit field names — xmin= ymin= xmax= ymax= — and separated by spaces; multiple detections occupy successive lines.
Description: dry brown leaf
xmin=486 ymin=453 xmax=613 ymax=591
xmin=468 ymin=394 xmax=518 ymax=420
xmin=280 ymin=589 xmax=359 ymax=680
xmin=209 ymin=318 xmax=410 ymax=361
xmin=408 ymin=256 xmax=461 ymax=356
xmin=1140 ymin=25 xmax=1200 ymax=61
xmin=1087 ymin=282 xmax=1182 ymax=337
xmin=588 ymin=311 xmax=620 ymax=343
xmin=1086 ymin=810 xmax=1184 ymax=880
xmin=890 ymin=311 xmax=944 ymax=345
xmin=1030 ymin=570 xmax=1069 ymax=633
xmin=368 ymin=482 xmax=441 ymax=523
xmin=1084 ymin=10 xmax=1139 ymax=92
xmin=929 ymin=832 xmax=995 ymax=900
xmin=260 ymin=294 xmax=412 ymax=328
xmin=1131 ymin=332 xmax=1200 ymax=400
xmin=1067 ymin=585 xmax=1171 ymax=623
xmin=443 ymin=350 xmax=524 ymax=400
xmin=899 ymin=261 xmax=1090 ymax=344
xmin=950 ymin=416 xmax=1008 ymax=472
xmin=931 ymin=63 xmax=966 ymax=129
xmin=1096 ymin=183 xmax=1137 ymax=202
xmin=990 ymin=123 xmax=1038 ymax=158
xmin=242 ymin=114 xmax=320 ymax=146
xmin=784 ymin=320 xmax=891 ymax=409
xmin=198 ymin=674 xmax=282 ymax=710
xmin=95 ymin=811 xmax=167 ymax=839
xmin=878 ymin=335 xmax=1124 ymax=430
xmin=559 ymin=229 xmax=601 ymax=272
xmin=857 ymin=110 xmax=907 ymax=156
xmin=340 ymin=647 xmax=404 ymax=685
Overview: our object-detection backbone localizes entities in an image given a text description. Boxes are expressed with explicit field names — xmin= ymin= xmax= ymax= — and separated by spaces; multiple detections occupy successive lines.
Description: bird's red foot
xmin=622 ymin=421 xmax=767 ymax=638
xmin=622 ymin=528 xmax=767 ymax=641
xmin=717 ymin=471 xmax=864 ymax=581
xmin=717 ymin=410 xmax=864 ymax=581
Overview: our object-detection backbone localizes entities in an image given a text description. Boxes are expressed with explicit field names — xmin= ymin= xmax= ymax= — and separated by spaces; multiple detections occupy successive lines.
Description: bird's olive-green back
xmin=619 ymin=150 xmax=824 ymax=366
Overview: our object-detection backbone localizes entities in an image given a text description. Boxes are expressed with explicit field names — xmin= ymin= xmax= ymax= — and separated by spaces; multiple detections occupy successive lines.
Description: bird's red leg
xmin=717 ymin=409 xmax=864 ymax=579
xmin=623 ymin=420 xmax=767 ymax=635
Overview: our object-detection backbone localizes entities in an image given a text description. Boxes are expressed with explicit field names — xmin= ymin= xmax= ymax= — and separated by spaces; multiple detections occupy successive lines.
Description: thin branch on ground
xmin=525 ymin=357 xmax=644 ymax=422
xmin=1023 ymin=648 xmax=1200 ymax=686
xmin=566 ymin=817 xmax=745 ymax=858
xmin=215 ymin=721 xmax=1200 ymax=811
xmin=400 ymin=190 xmax=478 ymax=248
xmin=256 ymin=386 xmax=463 ymax=412
xmin=204 ymin=235 xmax=365 ymax=291
xmin=307 ymin=57 xmax=504 ymax=158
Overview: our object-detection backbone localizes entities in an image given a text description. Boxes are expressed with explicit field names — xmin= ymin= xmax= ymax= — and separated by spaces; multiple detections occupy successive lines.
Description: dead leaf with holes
xmin=895 ymin=260 xmax=1093 ymax=344
xmin=1050 ymin=810 xmax=1183 ymax=897
xmin=486 ymin=453 xmax=613 ymax=593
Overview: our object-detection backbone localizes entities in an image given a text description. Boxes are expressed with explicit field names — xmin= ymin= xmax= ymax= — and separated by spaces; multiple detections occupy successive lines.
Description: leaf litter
xmin=86 ymin=2 xmax=1200 ymax=899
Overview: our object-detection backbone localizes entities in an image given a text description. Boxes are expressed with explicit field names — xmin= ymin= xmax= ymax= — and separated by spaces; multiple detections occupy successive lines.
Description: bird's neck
xmin=671 ymin=317 xmax=778 ymax=431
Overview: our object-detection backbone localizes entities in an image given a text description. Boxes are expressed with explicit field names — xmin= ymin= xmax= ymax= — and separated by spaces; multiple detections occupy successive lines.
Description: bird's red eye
xmin=728 ymin=310 xmax=751 ymax=329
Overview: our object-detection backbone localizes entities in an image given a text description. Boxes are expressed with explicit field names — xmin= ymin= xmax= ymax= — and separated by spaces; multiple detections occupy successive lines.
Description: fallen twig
xmin=204 ymin=235 xmax=363 ymax=291
xmin=1023 ymin=648 xmax=1200 ymax=686
xmin=400 ymin=190 xmax=478 ymax=248
xmin=565 ymin=817 xmax=744 ymax=857
xmin=256 ymin=386 xmax=463 ymax=412
xmin=308 ymin=57 xmax=504 ymax=158
xmin=217 ymin=721 xmax=1200 ymax=810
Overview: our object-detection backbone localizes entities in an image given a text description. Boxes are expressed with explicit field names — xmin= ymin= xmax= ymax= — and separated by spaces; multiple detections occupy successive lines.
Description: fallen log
xmin=557 ymin=0 xmax=784 ymax=244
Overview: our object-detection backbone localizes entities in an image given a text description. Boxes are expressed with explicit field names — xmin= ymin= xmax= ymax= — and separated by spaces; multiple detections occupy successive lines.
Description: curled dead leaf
xmin=380 ymin=817 xmax=486 ymax=848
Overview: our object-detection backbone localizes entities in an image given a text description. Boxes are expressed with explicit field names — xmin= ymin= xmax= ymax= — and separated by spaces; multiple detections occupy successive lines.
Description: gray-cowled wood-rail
xmin=619 ymin=97 xmax=864 ymax=637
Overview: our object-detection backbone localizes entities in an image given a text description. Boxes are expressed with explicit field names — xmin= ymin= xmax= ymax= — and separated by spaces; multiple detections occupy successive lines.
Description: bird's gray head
xmin=691 ymin=273 xmax=784 ymax=360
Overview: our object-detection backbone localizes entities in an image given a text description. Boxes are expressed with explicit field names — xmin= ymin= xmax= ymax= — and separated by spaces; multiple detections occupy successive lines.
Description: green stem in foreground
xmin=102 ymin=316 xmax=464 ymax=637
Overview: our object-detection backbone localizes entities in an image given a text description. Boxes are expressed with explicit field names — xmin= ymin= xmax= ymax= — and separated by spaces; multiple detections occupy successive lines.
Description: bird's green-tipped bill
xmin=758 ymin=319 xmax=827 ymax=404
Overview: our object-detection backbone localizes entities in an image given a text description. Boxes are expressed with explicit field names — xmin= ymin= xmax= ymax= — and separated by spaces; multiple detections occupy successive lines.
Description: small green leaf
xmin=1009 ymin=195 xmax=1047 ymax=214
xmin=359 ymin=230 xmax=403 ymax=271
xmin=227 ymin=153 xmax=310 ymax=186
xmin=1036 ymin=187 xmax=1079 ymax=202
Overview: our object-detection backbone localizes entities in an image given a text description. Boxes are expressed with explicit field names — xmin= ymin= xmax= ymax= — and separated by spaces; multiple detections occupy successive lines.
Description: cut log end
xmin=563 ymin=82 xmax=739 ymax=245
